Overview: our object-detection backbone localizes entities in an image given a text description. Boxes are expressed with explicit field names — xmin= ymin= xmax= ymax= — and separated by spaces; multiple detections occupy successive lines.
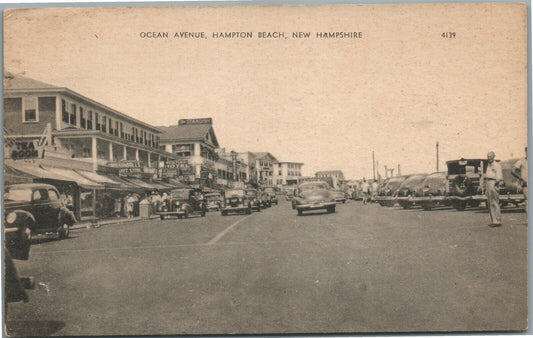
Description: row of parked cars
xmin=155 ymin=186 xmax=280 ymax=218
xmin=374 ymin=158 xmax=526 ymax=211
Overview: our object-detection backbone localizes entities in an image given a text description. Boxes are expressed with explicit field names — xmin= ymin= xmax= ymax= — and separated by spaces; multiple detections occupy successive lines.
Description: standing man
xmin=512 ymin=147 xmax=528 ymax=215
xmin=361 ymin=178 xmax=369 ymax=205
xmin=484 ymin=151 xmax=503 ymax=227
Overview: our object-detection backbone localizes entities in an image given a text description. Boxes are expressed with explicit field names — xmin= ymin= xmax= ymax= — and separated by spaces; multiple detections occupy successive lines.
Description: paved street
xmin=6 ymin=199 xmax=528 ymax=336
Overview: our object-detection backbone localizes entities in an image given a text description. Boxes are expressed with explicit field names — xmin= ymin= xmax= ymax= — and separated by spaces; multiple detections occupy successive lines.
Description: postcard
xmin=3 ymin=3 xmax=528 ymax=336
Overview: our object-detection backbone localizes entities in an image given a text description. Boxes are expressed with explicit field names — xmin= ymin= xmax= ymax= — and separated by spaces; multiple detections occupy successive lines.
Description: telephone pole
xmin=372 ymin=151 xmax=376 ymax=180
xmin=436 ymin=141 xmax=439 ymax=172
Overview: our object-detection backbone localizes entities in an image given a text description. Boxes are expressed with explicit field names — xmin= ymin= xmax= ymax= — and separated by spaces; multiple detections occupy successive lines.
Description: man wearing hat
xmin=484 ymin=151 xmax=503 ymax=227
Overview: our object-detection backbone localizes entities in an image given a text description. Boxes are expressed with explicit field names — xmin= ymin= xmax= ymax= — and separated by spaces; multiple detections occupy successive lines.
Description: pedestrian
xmin=484 ymin=151 xmax=503 ymax=227
xmin=512 ymin=147 xmax=528 ymax=215
xmin=126 ymin=194 xmax=135 ymax=218
xmin=371 ymin=179 xmax=379 ymax=202
xmin=361 ymin=178 xmax=370 ymax=205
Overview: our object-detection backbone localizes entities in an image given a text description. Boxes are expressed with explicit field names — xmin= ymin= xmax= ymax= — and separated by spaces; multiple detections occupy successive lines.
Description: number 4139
xmin=442 ymin=32 xmax=456 ymax=38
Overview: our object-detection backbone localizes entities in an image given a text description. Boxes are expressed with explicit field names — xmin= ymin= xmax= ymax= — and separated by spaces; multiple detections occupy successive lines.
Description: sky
xmin=3 ymin=3 xmax=528 ymax=179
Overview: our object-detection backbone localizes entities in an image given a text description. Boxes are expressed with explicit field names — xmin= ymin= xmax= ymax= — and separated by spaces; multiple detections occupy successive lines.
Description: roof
xmin=4 ymin=72 xmax=60 ymax=90
xmin=5 ymin=183 xmax=58 ymax=190
xmin=250 ymin=152 xmax=278 ymax=162
xmin=4 ymin=72 xmax=162 ymax=134
xmin=157 ymin=124 xmax=219 ymax=147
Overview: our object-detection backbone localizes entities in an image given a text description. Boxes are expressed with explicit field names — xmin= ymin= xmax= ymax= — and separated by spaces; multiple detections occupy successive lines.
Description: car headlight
xmin=175 ymin=201 xmax=180 ymax=206
xmin=6 ymin=212 xmax=16 ymax=224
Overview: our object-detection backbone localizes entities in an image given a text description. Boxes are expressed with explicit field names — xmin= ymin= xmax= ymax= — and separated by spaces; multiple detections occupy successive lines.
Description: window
xmin=38 ymin=97 xmax=55 ymax=112
xmin=95 ymin=112 xmax=100 ymax=130
xmin=115 ymin=121 xmax=119 ymax=136
xmin=80 ymin=107 xmax=86 ymax=128
xmin=33 ymin=189 xmax=49 ymax=201
xmin=23 ymin=97 xmax=37 ymax=122
xmin=4 ymin=98 xmax=22 ymax=113
xmin=87 ymin=111 xmax=93 ymax=130
xmin=120 ymin=122 xmax=124 ymax=138
xmin=48 ymin=189 xmax=59 ymax=201
xmin=70 ymin=103 xmax=77 ymax=125
xmin=108 ymin=117 xmax=113 ymax=134
xmin=101 ymin=116 xmax=107 ymax=132
xmin=62 ymin=100 xmax=69 ymax=123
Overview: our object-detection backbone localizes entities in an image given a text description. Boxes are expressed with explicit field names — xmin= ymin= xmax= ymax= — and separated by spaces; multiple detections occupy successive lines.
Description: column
xmin=91 ymin=136 xmax=97 ymax=171
xmin=194 ymin=143 xmax=201 ymax=156
xmin=147 ymin=152 xmax=151 ymax=168
xmin=109 ymin=142 xmax=113 ymax=161
xmin=135 ymin=148 xmax=139 ymax=162
xmin=123 ymin=145 xmax=127 ymax=160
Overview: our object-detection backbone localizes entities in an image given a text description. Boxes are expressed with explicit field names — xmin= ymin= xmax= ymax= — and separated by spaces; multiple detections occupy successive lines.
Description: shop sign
xmin=178 ymin=118 xmax=212 ymax=125
xmin=7 ymin=141 xmax=44 ymax=160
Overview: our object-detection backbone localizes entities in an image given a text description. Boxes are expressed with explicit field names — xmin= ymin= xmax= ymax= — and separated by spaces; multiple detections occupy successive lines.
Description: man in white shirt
xmin=484 ymin=151 xmax=503 ymax=227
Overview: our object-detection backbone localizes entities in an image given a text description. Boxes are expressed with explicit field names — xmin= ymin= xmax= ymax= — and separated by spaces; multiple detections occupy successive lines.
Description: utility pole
xmin=372 ymin=151 xmax=376 ymax=180
xmin=436 ymin=141 xmax=439 ymax=172
xmin=397 ymin=164 xmax=401 ymax=176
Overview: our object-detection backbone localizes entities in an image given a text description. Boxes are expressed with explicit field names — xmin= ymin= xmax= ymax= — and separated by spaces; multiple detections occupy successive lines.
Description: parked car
xmin=157 ymin=188 xmax=207 ymax=219
xmin=331 ymin=189 xmax=347 ymax=204
xmin=375 ymin=176 xmax=409 ymax=207
xmin=221 ymin=189 xmax=252 ymax=215
xmin=205 ymin=192 xmax=223 ymax=211
xmin=4 ymin=183 xmax=76 ymax=240
xmin=293 ymin=181 xmax=336 ymax=216
xmin=409 ymin=171 xmax=450 ymax=210
xmin=244 ymin=188 xmax=262 ymax=211
xmin=446 ymin=158 xmax=487 ymax=211
xmin=263 ymin=187 xmax=278 ymax=205
xmin=498 ymin=158 xmax=527 ymax=208
xmin=395 ymin=174 xmax=428 ymax=209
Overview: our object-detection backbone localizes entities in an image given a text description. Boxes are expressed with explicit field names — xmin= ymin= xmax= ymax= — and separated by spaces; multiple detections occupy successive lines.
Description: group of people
xmin=359 ymin=178 xmax=379 ymax=205
xmin=486 ymin=148 xmax=528 ymax=227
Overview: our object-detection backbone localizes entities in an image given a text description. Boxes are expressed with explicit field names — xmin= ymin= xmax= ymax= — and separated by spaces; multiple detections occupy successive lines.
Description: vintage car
xmin=446 ymin=158 xmax=487 ymax=211
xmin=263 ymin=187 xmax=279 ymax=205
xmin=409 ymin=171 xmax=450 ymax=210
xmin=375 ymin=176 xmax=409 ymax=207
xmin=395 ymin=174 xmax=429 ymax=209
xmin=259 ymin=191 xmax=272 ymax=208
xmin=205 ymin=192 xmax=223 ymax=211
xmin=293 ymin=181 xmax=336 ymax=216
xmin=4 ymin=183 xmax=76 ymax=240
xmin=497 ymin=158 xmax=527 ymax=207
xmin=244 ymin=188 xmax=262 ymax=211
xmin=331 ymin=189 xmax=347 ymax=204
xmin=157 ymin=188 xmax=207 ymax=219
xmin=221 ymin=189 xmax=252 ymax=215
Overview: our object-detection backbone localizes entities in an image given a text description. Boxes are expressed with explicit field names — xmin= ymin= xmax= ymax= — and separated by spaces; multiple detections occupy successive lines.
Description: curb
xmin=72 ymin=215 xmax=160 ymax=230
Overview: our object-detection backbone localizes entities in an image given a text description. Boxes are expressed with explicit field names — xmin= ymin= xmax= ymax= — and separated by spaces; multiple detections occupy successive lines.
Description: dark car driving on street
xmin=263 ymin=187 xmax=278 ymax=205
xmin=293 ymin=181 xmax=336 ymax=216
xmin=205 ymin=192 xmax=223 ymax=211
xmin=244 ymin=188 xmax=262 ymax=211
xmin=157 ymin=188 xmax=207 ymax=219
xmin=4 ymin=183 xmax=76 ymax=241
xmin=221 ymin=189 xmax=252 ymax=215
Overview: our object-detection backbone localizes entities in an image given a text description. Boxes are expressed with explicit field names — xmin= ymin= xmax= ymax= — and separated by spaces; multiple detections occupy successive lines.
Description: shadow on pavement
xmin=6 ymin=320 xmax=65 ymax=336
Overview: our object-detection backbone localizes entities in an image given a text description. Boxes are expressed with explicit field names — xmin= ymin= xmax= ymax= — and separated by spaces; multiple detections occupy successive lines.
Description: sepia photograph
xmin=2 ymin=2 xmax=529 ymax=336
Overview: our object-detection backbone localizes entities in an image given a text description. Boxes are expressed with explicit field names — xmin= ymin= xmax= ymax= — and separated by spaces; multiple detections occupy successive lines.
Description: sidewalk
xmin=72 ymin=214 xmax=160 ymax=230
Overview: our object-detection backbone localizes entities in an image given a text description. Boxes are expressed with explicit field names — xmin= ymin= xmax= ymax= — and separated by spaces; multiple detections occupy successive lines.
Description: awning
xmin=39 ymin=166 xmax=103 ymax=189
xmin=4 ymin=165 xmax=33 ymax=185
xmin=149 ymin=181 xmax=174 ymax=190
xmin=168 ymin=179 xmax=191 ymax=189
xmin=74 ymin=170 xmax=123 ymax=189
xmin=100 ymin=175 xmax=142 ymax=191
xmin=122 ymin=178 xmax=155 ymax=190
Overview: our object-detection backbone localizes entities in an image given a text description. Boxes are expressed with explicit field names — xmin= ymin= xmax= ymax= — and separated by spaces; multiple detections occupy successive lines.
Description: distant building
xmin=158 ymin=118 xmax=220 ymax=187
xmin=215 ymin=148 xmax=248 ymax=187
xmin=315 ymin=170 xmax=345 ymax=189
xmin=274 ymin=162 xmax=304 ymax=186
xmin=238 ymin=152 xmax=278 ymax=187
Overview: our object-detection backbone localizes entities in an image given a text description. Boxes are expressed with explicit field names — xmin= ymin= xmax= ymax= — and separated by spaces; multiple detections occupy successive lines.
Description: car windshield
xmin=5 ymin=189 xmax=33 ymax=201
xmin=226 ymin=190 xmax=244 ymax=197
xmin=170 ymin=190 xmax=191 ymax=199
xmin=300 ymin=183 xmax=329 ymax=192
xmin=244 ymin=190 xmax=257 ymax=197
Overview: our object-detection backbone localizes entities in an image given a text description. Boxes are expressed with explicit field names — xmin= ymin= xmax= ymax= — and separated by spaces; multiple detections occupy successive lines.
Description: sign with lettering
xmin=178 ymin=118 xmax=212 ymax=125
xmin=7 ymin=141 xmax=44 ymax=160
